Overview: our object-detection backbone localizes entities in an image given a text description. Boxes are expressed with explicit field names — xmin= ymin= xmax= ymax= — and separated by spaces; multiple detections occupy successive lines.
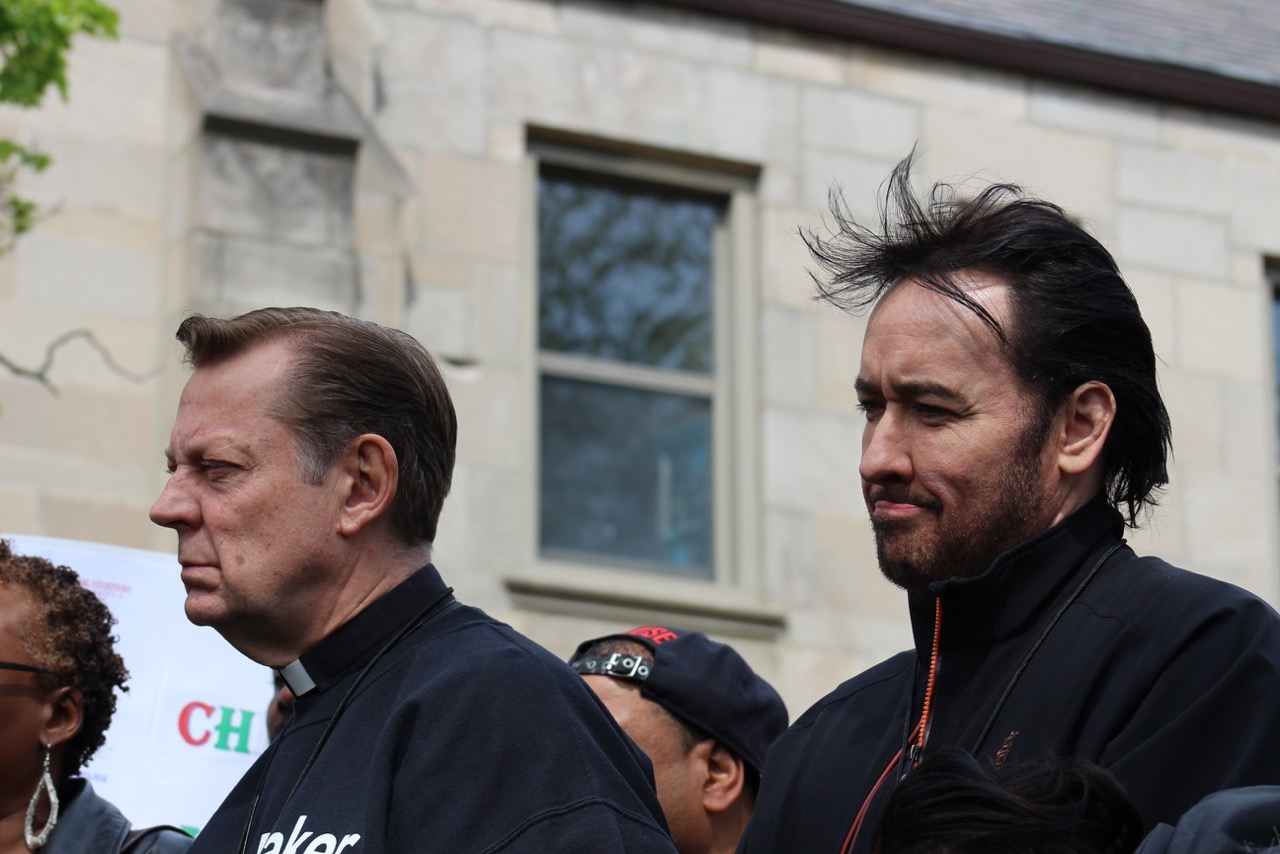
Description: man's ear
xmin=1055 ymin=381 xmax=1116 ymax=477
xmin=42 ymin=686 xmax=83 ymax=752
xmin=336 ymin=434 xmax=399 ymax=537
xmin=701 ymin=741 xmax=746 ymax=814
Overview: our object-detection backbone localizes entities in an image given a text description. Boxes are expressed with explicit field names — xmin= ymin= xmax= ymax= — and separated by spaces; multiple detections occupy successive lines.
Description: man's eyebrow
xmin=854 ymin=377 xmax=966 ymax=405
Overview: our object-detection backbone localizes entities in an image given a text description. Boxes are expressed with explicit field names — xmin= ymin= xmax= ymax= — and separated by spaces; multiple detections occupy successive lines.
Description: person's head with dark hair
xmin=150 ymin=307 xmax=457 ymax=665
xmin=807 ymin=152 xmax=1171 ymax=591
xmin=872 ymin=749 xmax=1144 ymax=854
xmin=0 ymin=539 xmax=134 ymax=849
xmin=569 ymin=627 xmax=788 ymax=854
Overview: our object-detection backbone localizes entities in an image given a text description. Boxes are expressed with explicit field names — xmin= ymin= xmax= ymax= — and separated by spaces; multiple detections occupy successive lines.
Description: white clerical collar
xmin=279 ymin=658 xmax=317 ymax=697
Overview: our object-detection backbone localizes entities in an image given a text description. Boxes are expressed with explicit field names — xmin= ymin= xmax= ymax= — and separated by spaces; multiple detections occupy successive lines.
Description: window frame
xmin=513 ymin=130 xmax=774 ymax=626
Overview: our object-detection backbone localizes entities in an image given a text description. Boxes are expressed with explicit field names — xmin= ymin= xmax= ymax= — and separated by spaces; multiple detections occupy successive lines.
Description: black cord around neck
xmin=235 ymin=587 xmax=454 ymax=854
xmin=969 ymin=543 xmax=1121 ymax=753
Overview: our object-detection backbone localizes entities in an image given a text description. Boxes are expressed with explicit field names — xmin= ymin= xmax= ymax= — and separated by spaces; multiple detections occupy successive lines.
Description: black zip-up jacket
xmin=740 ymin=499 xmax=1280 ymax=854
xmin=189 ymin=565 xmax=676 ymax=854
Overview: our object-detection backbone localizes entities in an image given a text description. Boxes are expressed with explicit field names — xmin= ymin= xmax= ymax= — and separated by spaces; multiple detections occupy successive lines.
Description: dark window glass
xmin=538 ymin=171 xmax=717 ymax=373
xmin=539 ymin=374 xmax=713 ymax=576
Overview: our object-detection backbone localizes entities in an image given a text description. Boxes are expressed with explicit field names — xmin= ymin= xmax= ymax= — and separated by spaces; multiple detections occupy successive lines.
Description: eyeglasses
xmin=0 ymin=660 xmax=57 ymax=676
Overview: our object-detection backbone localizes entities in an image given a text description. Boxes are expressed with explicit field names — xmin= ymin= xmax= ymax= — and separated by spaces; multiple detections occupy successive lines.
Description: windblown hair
xmin=0 ymin=539 xmax=130 ymax=778
xmin=872 ymin=749 xmax=1144 ymax=854
xmin=175 ymin=307 xmax=457 ymax=544
xmin=805 ymin=152 xmax=1171 ymax=525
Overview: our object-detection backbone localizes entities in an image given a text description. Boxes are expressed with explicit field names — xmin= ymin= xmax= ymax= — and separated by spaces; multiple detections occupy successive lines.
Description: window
xmin=533 ymin=135 xmax=755 ymax=582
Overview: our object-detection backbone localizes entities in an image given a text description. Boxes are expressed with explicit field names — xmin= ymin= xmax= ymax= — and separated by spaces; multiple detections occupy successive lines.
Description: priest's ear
xmin=335 ymin=434 xmax=399 ymax=537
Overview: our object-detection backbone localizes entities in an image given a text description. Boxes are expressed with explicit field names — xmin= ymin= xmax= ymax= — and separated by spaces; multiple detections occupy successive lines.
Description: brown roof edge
xmin=653 ymin=0 xmax=1280 ymax=124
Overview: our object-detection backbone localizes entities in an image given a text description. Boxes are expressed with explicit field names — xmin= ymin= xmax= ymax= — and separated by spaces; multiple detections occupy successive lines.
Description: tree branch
xmin=0 ymin=328 xmax=159 ymax=395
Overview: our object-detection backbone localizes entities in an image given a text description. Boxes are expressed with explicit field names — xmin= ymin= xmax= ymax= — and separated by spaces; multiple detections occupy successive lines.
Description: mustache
xmin=866 ymin=485 xmax=942 ymax=511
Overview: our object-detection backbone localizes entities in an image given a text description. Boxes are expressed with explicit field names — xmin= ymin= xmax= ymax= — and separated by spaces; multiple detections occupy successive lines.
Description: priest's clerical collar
xmin=279 ymin=658 xmax=317 ymax=697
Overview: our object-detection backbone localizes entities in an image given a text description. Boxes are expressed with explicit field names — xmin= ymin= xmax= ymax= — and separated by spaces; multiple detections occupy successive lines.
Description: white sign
xmin=4 ymin=534 xmax=270 ymax=836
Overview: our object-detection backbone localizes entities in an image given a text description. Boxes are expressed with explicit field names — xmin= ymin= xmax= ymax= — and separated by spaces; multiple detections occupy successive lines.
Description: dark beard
xmin=873 ymin=424 xmax=1051 ymax=593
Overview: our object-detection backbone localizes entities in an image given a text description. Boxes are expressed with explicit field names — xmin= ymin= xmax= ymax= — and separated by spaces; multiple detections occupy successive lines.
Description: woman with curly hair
xmin=0 ymin=539 xmax=191 ymax=853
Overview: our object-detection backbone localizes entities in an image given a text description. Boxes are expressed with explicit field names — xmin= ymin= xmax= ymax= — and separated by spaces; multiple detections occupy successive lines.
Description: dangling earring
xmin=24 ymin=745 xmax=58 ymax=850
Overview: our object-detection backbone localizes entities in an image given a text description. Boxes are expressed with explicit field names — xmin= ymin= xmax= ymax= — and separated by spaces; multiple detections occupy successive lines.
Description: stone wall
xmin=1 ymin=0 xmax=1278 ymax=715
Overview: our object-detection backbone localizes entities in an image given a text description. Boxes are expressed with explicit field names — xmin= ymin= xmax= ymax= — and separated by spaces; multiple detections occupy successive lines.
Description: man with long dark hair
xmin=738 ymin=154 xmax=1280 ymax=854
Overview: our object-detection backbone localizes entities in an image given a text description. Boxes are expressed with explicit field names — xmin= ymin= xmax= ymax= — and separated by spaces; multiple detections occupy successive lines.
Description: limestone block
xmin=1229 ymin=162 xmax=1280 ymax=253
xmin=759 ymin=164 xmax=800 ymax=207
xmin=761 ymin=204 xmax=821 ymax=308
xmin=1180 ymin=468 xmax=1275 ymax=596
xmin=861 ymin=54 xmax=1027 ymax=121
xmin=817 ymin=312 xmax=864 ymax=416
xmin=410 ymin=0 xmax=558 ymax=34
xmin=432 ymin=461 xmax=471 ymax=568
xmin=922 ymin=111 xmax=1114 ymax=226
xmin=1116 ymin=207 xmax=1228 ymax=280
xmin=203 ymin=0 xmax=328 ymax=98
xmin=471 ymin=262 xmax=530 ymax=368
xmin=0 ymin=488 xmax=41 ymax=534
xmin=1223 ymin=378 xmax=1273 ymax=477
xmin=22 ymin=39 xmax=168 ymax=147
xmin=113 ymin=0 xmax=180 ymax=43
xmin=694 ymin=68 xmax=798 ymax=165
xmin=0 ymin=307 xmax=158 ymax=389
xmin=754 ymin=30 xmax=845 ymax=84
xmin=200 ymin=134 xmax=355 ymax=246
xmin=191 ymin=231 xmax=359 ymax=315
xmin=376 ymin=74 xmax=487 ymax=155
xmin=354 ymin=193 xmax=401 ymax=254
xmin=0 ymin=254 xmax=14 ymax=301
xmin=1159 ymin=369 xmax=1223 ymax=469
xmin=1124 ymin=485 xmax=1185 ymax=569
xmin=800 ymin=149 xmax=898 ymax=221
xmin=1028 ymin=82 xmax=1160 ymax=142
xmin=464 ymin=463 xmax=526 ymax=572
xmin=375 ymin=11 xmax=486 ymax=152
xmin=1174 ymin=278 xmax=1266 ymax=381
xmin=1117 ymin=146 xmax=1225 ymax=214
xmin=0 ymin=382 xmax=153 ymax=468
xmin=489 ymin=121 xmax=526 ymax=163
xmin=29 ymin=210 xmax=160 ymax=258
xmin=762 ymin=307 xmax=817 ymax=408
xmin=801 ymin=86 xmax=919 ymax=160
xmin=419 ymin=154 xmax=522 ymax=262
xmin=24 ymin=137 xmax=165 ymax=220
xmin=491 ymin=29 xmax=670 ymax=136
xmin=408 ymin=250 xmax=469 ymax=290
xmin=16 ymin=234 xmax=160 ymax=319
xmin=816 ymin=512 xmax=894 ymax=619
xmin=762 ymin=408 xmax=862 ymax=515
xmin=39 ymin=494 xmax=154 ymax=549
xmin=762 ymin=508 xmax=818 ymax=606
xmin=1123 ymin=268 xmax=1177 ymax=366
xmin=405 ymin=285 xmax=471 ymax=360
xmin=450 ymin=366 xmax=524 ymax=467
xmin=1163 ymin=107 xmax=1280 ymax=167
xmin=561 ymin=1 xmax=750 ymax=67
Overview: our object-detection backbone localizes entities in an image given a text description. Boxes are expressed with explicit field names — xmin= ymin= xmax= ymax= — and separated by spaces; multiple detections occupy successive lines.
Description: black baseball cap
xmin=570 ymin=626 xmax=789 ymax=779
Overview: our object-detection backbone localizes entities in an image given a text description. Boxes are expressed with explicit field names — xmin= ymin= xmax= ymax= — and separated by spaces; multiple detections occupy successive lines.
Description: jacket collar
xmin=43 ymin=779 xmax=130 ymax=854
xmin=907 ymin=497 xmax=1124 ymax=652
xmin=281 ymin=564 xmax=453 ymax=697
